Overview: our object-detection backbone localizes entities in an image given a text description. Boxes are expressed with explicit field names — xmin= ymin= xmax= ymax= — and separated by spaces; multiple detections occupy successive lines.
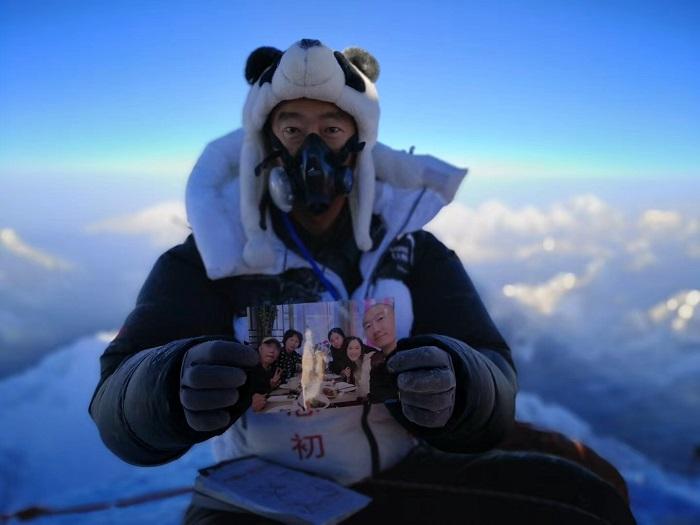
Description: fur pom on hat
xmin=240 ymin=39 xmax=380 ymax=268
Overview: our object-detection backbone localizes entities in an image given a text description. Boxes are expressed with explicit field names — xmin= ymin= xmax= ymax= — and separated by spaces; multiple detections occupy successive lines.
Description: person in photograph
xmin=363 ymin=302 xmax=397 ymax=354
xmin=90 ymin=39 xmax=634 ymax=524
xmin=327 ymin=327 xmax=348 ymax=375
xmin=275 ymin=329 xmax=303 ymax=383
xmin=362 ymin=302 xmax=401 ymax=403
xmin=340 ymin=336 xmax=375 ymax=398
xmin=250 ymin=337 xmax=283 ymax=412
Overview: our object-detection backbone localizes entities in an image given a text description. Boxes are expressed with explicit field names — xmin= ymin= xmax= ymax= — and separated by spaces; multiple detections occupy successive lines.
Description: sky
xmin=1 ymin=0 xmax=698 ymax=191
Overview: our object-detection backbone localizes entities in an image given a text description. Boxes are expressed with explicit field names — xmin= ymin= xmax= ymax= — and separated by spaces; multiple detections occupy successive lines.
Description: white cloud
xmin=502 ymin=272 xmax=577 ymax=315
xmin=625 ymin=238 xmax=656 ymax=270
xmin=428 ymin=195 xmax=698 ymax=275
xmin=638 ymin=209 xmax=683 ymax=232
xmin=648 ymin=289 xmax=700 ymax=342
xmin=85 ymin=201 xmax=189 ymax=248
xmin=0 ymin=228 xmax=72 ymax=270
xmin=427 ymin=194 xmax=698 ymax=331
xmin=501 ymin=259 xmax=603 ymax=315
xmin=426 ymin=194 xmax=624 ymax=264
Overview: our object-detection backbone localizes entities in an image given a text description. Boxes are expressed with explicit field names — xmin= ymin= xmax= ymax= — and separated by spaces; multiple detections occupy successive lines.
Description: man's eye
xmin=325 ymin=127 xmax=342 ymax=135
xmin=283 ymin=127 xmax=301 ymax=136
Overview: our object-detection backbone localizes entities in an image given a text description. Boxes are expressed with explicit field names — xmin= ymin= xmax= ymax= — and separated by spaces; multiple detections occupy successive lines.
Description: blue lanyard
xmin=281 ymin=213 xmax=342 ymax=300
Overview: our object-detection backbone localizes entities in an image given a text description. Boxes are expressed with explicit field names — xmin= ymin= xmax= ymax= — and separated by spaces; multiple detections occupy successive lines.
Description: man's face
xmin=270 ymin=98 xmax=357 ymax=156
xmin=259 ymin=342 xmax=280 ymax=367
xmin=269 ymin=98 xmax=357 ymax=236
xmin=363 ymin=304 xmax=397 ymax=353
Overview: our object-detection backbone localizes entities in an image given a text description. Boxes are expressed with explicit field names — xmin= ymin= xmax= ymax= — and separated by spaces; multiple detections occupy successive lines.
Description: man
xmin=363 ymin=302 xmax=396 ymax=354
xmin=362 ymin=302 xmax=403 ymax=405
xmin=250 ymin=337 xmax=283 ymax=412
xmin=89 ymin=40 xmax=634 ymax=523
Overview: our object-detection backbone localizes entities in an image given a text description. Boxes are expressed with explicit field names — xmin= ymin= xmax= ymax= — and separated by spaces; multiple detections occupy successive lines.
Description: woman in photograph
xmin=276 ymin=329 xmax=303 ymax=383
xmin=340 ymin=336 xmax=376 ymax=398
xmin=327 ymin=327 xmax=348 ymax=374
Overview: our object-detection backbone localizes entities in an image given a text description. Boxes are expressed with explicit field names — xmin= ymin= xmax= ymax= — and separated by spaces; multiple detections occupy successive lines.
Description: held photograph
xmin=243 ymin=298 xmax=397 ymax=414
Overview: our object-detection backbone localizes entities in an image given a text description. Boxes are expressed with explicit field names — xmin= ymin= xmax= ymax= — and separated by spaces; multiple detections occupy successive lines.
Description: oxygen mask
xmin=261 ymin=133 xmax=364 ymax=215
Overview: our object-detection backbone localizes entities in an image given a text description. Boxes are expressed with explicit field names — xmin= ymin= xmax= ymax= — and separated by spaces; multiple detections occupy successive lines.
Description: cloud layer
xmin=2 ymin=191 xmax=698 ymax=476
xmin=427 ymin=196 xmax=700 ymax=472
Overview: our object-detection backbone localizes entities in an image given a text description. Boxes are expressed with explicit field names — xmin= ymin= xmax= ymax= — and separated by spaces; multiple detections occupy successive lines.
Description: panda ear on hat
xmin=343 ymin=47 xmax=380 ymax=83
xmin=245 ymin=46 xmax=283 ymax=85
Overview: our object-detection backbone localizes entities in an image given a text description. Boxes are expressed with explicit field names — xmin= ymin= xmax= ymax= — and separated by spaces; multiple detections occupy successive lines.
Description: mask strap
xmin=333 ymin=134 xmax=366 ymax=166
xmin=254 ymin=150 xmax=283 ymax=177
xmin=280 ymin=213 xmax=341 ymax=300
xmin=258 ymin=191 xmax=271 ymax=230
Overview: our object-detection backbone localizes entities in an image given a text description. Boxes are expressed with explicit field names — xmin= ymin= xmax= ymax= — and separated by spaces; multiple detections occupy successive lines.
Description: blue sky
xmin=1 ymin=0 xmax=698 ymax=188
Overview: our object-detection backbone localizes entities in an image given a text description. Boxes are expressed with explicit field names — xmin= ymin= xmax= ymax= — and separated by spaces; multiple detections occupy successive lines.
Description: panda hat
xmin=240 ymin=39 xmax=380 ymax=268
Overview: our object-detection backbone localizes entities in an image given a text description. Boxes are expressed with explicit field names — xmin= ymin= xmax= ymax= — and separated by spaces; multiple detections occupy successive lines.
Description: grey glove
xmin=386 ymin=346 xmax=456 ymax=428
xmin=180 ymin=340 xmax=259 ymax=432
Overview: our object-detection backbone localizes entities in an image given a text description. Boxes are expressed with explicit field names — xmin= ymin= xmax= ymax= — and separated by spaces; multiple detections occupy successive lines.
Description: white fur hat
xmin=239 ymin=39 xmax=380 ymax=268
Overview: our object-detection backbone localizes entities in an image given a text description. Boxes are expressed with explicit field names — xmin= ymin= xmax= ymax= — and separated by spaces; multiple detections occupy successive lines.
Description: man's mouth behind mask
xmin=262 ymin=132 xmax=364 ymax=216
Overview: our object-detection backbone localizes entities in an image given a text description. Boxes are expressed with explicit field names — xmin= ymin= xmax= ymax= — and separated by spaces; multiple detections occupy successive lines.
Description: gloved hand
xmin=180 ymin=340 xmax=259 ymax=432
xmin=386 ymin=346 xmax=456 ymax=428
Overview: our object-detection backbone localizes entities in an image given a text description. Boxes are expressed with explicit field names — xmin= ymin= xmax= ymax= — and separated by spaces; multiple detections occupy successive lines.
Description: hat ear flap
xmin=245 ymin=46 xmax=283 ymax=85
xmin=343 ymin=47 xmax=380 ymax=82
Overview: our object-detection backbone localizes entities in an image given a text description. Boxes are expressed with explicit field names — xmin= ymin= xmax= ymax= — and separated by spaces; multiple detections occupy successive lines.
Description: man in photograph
xmin=363 ymin=302 xmax=397 ymax=354
xmin=363 ymin=302 xmax=401 ymax=404
xmin=89 ymin=39 xmax=634 ymax=523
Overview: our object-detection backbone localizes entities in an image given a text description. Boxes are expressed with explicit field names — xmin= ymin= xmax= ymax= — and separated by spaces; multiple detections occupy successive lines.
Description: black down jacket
xmin=89 ymin=231 xmax=517 ymax=465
